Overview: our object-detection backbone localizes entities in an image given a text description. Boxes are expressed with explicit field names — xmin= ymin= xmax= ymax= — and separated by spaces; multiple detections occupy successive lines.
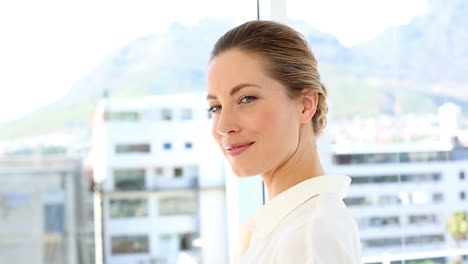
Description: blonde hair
xmin=210 ymin=20 xmax=328 ymax=136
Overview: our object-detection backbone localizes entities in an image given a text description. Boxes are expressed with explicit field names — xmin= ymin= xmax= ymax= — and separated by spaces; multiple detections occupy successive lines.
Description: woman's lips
xmin=226 ymin=142 xmax=255 ymax=156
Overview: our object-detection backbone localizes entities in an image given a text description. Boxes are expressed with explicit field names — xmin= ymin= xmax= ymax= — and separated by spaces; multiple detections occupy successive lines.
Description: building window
xmin=44 ymin=204 xmax=64 ymax=233
xmin=185 ymin=142 xmax=193 ymax=149
xmin=432 ymin=193 xmax=444 ymax=203
xmin=404 ymin=234 xmax=445 ymax=245
xmin=343 ymin=196 xmax=370 ymax=206
xmin=378 ymin=194 xmax=402 ymax=205
xmin=181 ymin=108 xmax=192 ymax=120
xmin=162 ymin=109 xmax=172 ymax=120
xmin=351 ymin=173 xmax=442 ymax=185
xmin=163 ymin=142 xmax=172 ymax=150
xmin=155 ymin=167 xmax=164 ymax=177
xmin=159 ymin=234 xmax=177 ymax=254
xmin=105 ymin=111 xmax=140 ymax=121
xmin=409 ymin=214 xmax=438 ymax=225
xmin=114 ymin=169 xmax=145 ymax=190
xmin=334 ymin=151 xmax=449 ymax=165
xmin=460 ymin=191 xmax=466 ymax=200
xmin=111 ymin=235 xmax=149 ymax=255
xmin=460 ymin=171 xmax=465 ymax=180
xmin=362 ymin=237 xmax=402 ymax=248
xmin=368 ymin=216 xmax=400 ymax=228
xmin=115 ymin=144 xmax=150 ymax=154
xmin=158 ymin=233 xmax=196 ymax=252
xmin=159 ymin=196 xmax=198 ymax=215
xmin=174 ymin=167 xmax=183 ymax=178
xmin=109 ymin=198 xmax=148 ymax=218
xmin=180 ymin=233 xmax=195 ymax=251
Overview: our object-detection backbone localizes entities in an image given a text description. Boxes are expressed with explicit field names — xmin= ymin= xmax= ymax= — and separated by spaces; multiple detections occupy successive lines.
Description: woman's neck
xmin=261 ymin=128 xmax=325 ymax=201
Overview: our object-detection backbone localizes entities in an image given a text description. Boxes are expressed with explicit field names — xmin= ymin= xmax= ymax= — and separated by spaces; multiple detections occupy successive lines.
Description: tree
xmin=445 ymin=211 xmax=468 ymax=264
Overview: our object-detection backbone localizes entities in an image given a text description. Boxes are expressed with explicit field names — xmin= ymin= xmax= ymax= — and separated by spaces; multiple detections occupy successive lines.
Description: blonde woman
xmin=206 ymin=20 xmax=362 ymax=264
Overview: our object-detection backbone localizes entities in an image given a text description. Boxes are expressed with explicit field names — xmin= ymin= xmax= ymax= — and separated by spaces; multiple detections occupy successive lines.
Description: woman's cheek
xmin=253 ymin=107 xmax=280 ymax=132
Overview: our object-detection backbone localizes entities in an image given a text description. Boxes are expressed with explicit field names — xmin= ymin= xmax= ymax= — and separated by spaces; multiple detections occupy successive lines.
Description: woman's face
xmin=206 ymin=49 xmax=302 ymax=177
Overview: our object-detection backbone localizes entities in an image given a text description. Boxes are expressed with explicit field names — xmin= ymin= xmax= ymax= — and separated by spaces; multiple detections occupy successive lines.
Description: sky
xmin=0 ymin=0 xmax=428 ymax=124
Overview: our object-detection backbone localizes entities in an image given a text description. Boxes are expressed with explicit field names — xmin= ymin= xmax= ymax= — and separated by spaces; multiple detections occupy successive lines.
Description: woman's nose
xmin=216 ymin=110 xmax=240 ymax=136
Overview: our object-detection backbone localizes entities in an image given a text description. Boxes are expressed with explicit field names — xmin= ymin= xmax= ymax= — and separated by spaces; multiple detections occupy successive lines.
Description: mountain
xmin=350 ymin=0 xmax=468 ymax=96
xmin=1 ymin=1 xmax=468 ymax=140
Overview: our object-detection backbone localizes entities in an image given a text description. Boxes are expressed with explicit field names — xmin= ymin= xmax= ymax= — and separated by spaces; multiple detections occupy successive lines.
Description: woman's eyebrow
xmin=206 ymin=83 xmax=261 ymax=100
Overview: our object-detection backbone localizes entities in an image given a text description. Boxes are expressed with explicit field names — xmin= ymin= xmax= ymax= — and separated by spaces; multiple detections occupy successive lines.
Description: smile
xmin=226 ymin=142 xmax=255 ymax=156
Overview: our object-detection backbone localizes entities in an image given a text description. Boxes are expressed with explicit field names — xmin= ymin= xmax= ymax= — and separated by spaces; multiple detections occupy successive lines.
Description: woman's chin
xmin=231 ymin=166 xmax=258 ymax=178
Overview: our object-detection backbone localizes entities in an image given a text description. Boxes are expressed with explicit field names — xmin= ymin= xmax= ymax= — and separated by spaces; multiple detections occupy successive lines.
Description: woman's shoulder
xmin=289 ymin=192 xmax=356 ymax=228
xmin=271 ymin=193 xmax=362 ymax=263
xmin=274 ymin=193 xmax=360 ymax=249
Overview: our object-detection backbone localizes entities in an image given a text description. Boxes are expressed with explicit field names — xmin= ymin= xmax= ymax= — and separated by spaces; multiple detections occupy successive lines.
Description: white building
xmin=327 ymin=140 xmax=468 ymax=263
xmin=0 ymin=153 xmax=87 ymax=264
xmin=91 ymin=93 xmax=228 ymax=264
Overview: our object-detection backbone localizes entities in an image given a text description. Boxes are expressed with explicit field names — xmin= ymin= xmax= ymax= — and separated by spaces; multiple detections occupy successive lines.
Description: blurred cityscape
xmin=1 ymin=0 xmax=468 ymax=263
xmin=0 ymin=94 xmax=467 ymax=264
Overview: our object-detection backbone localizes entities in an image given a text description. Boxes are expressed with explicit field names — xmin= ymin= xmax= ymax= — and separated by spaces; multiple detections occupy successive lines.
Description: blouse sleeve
xmin=271 ymin=216 xmax=362 ymax=264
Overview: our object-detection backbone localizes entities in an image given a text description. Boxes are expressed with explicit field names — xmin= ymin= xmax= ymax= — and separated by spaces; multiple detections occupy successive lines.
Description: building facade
xmin=0 ymin=153 xmax=88 ymax=264
xmin=91 ymin=93 xmax=228 ymax=264
xmin=327 ymin=141 xmax=468 ymax=263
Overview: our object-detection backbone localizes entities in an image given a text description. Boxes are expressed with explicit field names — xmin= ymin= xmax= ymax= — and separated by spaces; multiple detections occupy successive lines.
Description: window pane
xmin=161 ymin=109 xmax=172 ymax=120
xmin=181 ymin=108 xmax=192 ymax=120
xmin=115 ymin=144 xmax=150 ymax=154
xmin=111 ymin=235 xmax=149 ymax=254
xmin=109 ymin=199 xmax=148 ymax=218
xmin=44 ymin=204 xmax=64 ymax=233
xmin=105 ymin=111 xmax=140 ymax=121
xmin=114 ymin=169 xmax=146 ymax=190
xmin=159 ymin=196 xmax=198 ymax=215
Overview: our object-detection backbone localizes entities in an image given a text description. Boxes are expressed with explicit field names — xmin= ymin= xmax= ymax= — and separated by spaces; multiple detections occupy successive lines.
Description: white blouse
xmin=234 ymin=175 xmax=362 ymax=264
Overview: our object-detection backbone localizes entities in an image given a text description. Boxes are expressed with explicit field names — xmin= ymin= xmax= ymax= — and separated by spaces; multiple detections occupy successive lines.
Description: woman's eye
xmin=240 ymin=95 xmax=257 ymax=104
xmin=207 ymin=105 xmax=221 ymax=113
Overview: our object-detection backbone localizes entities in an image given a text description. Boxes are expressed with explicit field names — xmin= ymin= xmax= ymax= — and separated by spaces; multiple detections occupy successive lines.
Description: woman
xmin=206 ymin=20 xmax=362 ymax=264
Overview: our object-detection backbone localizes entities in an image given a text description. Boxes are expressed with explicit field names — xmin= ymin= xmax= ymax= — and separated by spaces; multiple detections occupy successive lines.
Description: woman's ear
xmin=299 ymin=89 xmax=318 ymax=124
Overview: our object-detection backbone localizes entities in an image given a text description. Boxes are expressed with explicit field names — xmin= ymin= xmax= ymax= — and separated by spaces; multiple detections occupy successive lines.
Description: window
xmin=163 ymin=142 xmax=172 ymax=150
xmin=362 ymin=237 xmax=402 ymax=248
xmin=344 ymin=196 xmax=369 ymax=206
xmin=114 ymin=169 xmax=145 ymax=190
xmin=161 ymin=108 xmax=172 ymax=120
xmin=181 ymin=108 xmax=192 ymax=120
xmin=111 ymin=235 xmax=149 ymax=255
xmin=109 ymin=198 xmax=148 ymax=218
xmin=378 ymin=194 xmax=402 ymax=206
xmin=174 ymin=167 xmax=183 ymax=178
xmin=105 ymin=111 xmax=139 ymax=121
xmin=409 ymin=214 xmax=438 ymax=225
xmin=362 ymin=234 xmax=445 ymax=248
xmin=404 ymin=234 xmax=445 ymax=245
xmin=115 ymin=144 xmax=150 ymax=154
xmin=44 ymin=204 xmax=64 ymax=233
xmin=460 ymin=171 xmax=466 ymax=180
xmin=367 ymin=216 xmax=400 ymax=228
xmin=351 ymin=173 xmax=442 ymax=185
xmin=155 ymin=167 xmax=164 ymax=177
xmin=159 ymin=234 xmax=178 ymax=254
xmin=334 ymin=152 xmax=449 ymax=165
xmin=180 ymin=233 xmax=196 ymax=251
xmin=432 ymin=193 xmax=444 ymax=203
xmin=185 ymin=142 xmax=193 ymax=149
xmin=159 ymin=196 xmax=198 ymax=215
xmin=460 ymin=191 xmax=466 ymax=201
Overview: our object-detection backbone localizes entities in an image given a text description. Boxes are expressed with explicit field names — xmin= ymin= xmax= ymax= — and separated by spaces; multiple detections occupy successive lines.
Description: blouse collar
xmin=244 ymin=174 xmax=351 ymax=241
